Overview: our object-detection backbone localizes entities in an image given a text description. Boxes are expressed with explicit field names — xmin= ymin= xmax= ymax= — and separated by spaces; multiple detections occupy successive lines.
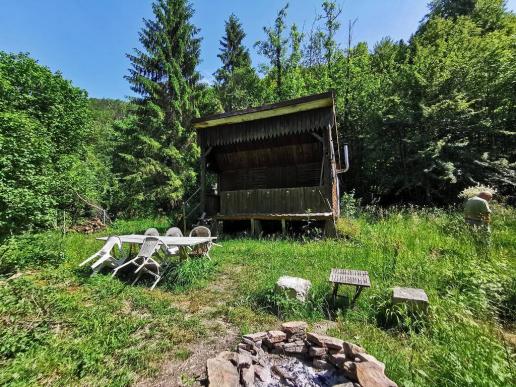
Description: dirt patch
xmin=136 ymin=265 xmax=244 ymax=386
xmin=137 ymin=319 xmax=239 ymax=387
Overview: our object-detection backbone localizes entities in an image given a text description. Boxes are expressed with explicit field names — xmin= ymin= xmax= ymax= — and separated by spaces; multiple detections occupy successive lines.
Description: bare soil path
xmin=136 ymin=265 xmax=244 ymax=387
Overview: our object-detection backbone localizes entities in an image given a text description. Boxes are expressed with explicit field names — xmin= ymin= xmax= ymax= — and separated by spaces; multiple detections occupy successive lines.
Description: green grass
xmin=0 ymin=209 xmax=514 ymax=386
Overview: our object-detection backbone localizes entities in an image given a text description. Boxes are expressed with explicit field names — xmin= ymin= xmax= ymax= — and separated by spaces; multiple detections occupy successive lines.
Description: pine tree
xmin=118 ymin=0 xmax=201 ymax=215
xmin=214 ymin=14 xmax=260 ymax=111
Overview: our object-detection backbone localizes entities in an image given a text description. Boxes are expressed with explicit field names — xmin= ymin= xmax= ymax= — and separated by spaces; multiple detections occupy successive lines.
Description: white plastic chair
xmin=189 ymin=226 xmax=211 ymax=237
xmin=112 ymin=237 xmax=163 ymax=289
xmin=165 ymin=227 xmax=183 ymax=237
xmin=144 ymin=228 xmax=160 ymax=236
xmin=161 ymin=227 xmax=182 ymax=256
xmin=79 ymin=236 xmax=123 ymax=274
xmin=188 ymin=226 xmax=219 ymax=259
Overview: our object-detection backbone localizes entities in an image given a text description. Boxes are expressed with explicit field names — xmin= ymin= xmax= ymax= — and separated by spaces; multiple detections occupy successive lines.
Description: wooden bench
xmin=329 ymin=268 xmax=371 ymax=306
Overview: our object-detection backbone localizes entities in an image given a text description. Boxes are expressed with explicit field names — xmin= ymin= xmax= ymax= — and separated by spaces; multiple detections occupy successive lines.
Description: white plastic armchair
xmin=165 ymin=227 xmax=183 ymax=237
xmin=144 ymin=228 xmax=160 ymax=236
xmin=79 ymin=236 xmax=123 ymax=274
xmin=111 ymin=236 xmax=163 ymax=289
xmin=188 ymin=226 xmax=221 ymax=259
xmin=161 ymin=227 xmax=182 ymax=256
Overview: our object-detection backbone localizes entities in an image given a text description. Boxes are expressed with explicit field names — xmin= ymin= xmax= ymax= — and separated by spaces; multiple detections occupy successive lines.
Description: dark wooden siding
xmin=219 ymin=187 xmax=330 ymax=215
xmin=198 ymin=107 xmax=332 ymax=147
xmin=219 ymin=163 xmax=320 ymax=191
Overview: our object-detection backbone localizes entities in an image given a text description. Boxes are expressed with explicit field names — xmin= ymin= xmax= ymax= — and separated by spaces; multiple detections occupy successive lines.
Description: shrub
xmin=335 ymin=217 xmax=361 ymax=239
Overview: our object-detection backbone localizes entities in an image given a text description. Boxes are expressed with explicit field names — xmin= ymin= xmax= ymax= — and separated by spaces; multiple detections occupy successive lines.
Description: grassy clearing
xmin=0 ymin=207 xmax=514 ymax=386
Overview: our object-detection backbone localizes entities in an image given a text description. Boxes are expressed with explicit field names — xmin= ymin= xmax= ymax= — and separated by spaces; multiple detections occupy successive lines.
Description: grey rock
xmin=243 ymin=332 xmax=267 ymax=343
xmin=342 ymin=341 xmax=365 ymax=358
xmin=341 ymin=361 xmax=358 ymax=381
xmin=356 ymin=352 xmax=385 ymax=372
xmin=241 ymin=364 xmax=255 ymax=387
xmin=309 ymin=346 xmax=327 ymax=357
xmin=392 ymin=287 xmax=429 ymax=312
xmin=283 ymin=341 xmax=308 ymax=354
xmin=356 ymin=361 xmax=397 ymax=387
xmin=216 ymin=351 xmax=239 ymax=366
xmin=271 ymin=365 xmax=295 ymax=382
xmin=328 ymin=352 xmax=347 ymax=367
xmin=275 ymin=276 xmax=312 ymax=302
xmin=312 ymin=358 xmax=333 ymax=370
xmin=281 ymin=321 xmax=308 ymax=334
xmin=266 ymin=330 xmax=287 ymax=343
xmin=254 ymin=364 xmax=271 ymax=383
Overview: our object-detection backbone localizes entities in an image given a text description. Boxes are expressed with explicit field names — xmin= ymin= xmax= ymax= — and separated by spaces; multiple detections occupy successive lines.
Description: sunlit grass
xmin=0 ymin=208 xmax=514 ymax=386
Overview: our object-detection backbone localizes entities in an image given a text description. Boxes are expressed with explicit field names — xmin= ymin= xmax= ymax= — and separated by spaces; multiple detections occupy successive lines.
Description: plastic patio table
xmin=97 ymin=234 xmax=217 ymax=260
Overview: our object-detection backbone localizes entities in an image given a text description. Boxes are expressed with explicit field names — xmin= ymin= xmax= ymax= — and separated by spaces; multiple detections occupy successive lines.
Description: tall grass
xmin=217 ymin=206 xmax=515 ymax=386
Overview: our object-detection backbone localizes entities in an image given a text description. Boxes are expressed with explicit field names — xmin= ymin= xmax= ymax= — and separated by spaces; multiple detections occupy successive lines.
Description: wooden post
xmin=200 ymin=150 xmax=206 ymax=214
xmin=281 ymin=219 xmax=286 ymax=236
xmin=251 ymin=218 xmax=255 ymax=236
xmin=182 ymin=203 xmax=187 ymax=235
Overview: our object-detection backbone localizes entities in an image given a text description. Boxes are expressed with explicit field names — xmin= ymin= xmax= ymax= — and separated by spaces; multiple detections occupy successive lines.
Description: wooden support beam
xmin=203 ymin=146 xmax=213 ymax=157
xmin=217 ymin=212 xmax=333 ymax=221
xmin=311 ymin=132 xmax=324 ymax=142
xmin=281 ymin=220 xmax=287 ymax=235
xmin=200 ymin=151 xmax=206 ymax=213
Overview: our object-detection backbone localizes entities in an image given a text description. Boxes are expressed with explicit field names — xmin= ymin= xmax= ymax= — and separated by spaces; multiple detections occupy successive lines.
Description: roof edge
xmin=193 ymin=91 xmax=334 ymax=129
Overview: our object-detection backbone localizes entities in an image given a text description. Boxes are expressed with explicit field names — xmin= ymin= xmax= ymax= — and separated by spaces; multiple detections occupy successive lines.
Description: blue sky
xmin=1 ymin=0 xmax=514 ymax=99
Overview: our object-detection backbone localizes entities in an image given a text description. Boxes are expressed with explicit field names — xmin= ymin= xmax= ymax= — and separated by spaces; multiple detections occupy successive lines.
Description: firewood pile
xmin=70 ymin=218 xmax=107 ymax=234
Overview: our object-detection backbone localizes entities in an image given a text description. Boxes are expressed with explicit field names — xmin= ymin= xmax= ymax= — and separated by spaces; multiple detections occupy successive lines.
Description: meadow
xmin=0 ymin=206 xmax=514 ymax=386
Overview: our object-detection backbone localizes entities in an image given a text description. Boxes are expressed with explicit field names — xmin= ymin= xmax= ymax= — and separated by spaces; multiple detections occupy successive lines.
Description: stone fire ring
xmin=206 ymin=321 xmax=397 ymax=387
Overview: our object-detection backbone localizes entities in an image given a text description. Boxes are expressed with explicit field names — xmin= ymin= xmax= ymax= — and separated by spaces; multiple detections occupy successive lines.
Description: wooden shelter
xmin=193 ymin=91 xmax=345 ymax=235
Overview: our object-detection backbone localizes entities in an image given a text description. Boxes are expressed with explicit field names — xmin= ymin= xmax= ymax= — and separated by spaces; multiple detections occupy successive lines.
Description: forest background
xmin=1 ymin=0 xmax=514 ymax=236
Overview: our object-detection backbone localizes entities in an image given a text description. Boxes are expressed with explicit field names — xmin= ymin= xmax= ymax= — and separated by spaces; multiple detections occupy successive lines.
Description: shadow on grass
xmin=248 ymin=285 xmax=359 ymax=322
xmin=75 ymin=256 xmax=217 ymax=293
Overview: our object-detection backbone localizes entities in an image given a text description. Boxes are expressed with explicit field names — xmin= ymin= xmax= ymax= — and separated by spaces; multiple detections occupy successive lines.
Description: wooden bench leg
xmin=351 ymin=286 xmax=363 ymax=306
xmin=332 ymin=283 xmax=339 ymax=305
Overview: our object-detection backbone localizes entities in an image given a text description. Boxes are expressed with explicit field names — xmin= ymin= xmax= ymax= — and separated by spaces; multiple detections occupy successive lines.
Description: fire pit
xmin=206 ymin=321 xmax=397 ymax=387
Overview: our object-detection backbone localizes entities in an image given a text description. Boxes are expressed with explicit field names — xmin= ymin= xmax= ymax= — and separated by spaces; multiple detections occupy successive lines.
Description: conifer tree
xmin=214 ymin=14 xmax=260 ymax=111
xmin=118 ymin=0 xmax=201 ymax=214
xmin=255 ymin=4 xmax=290 ymax=100
xmin=216 ymin=14 xmax=251 ymax=76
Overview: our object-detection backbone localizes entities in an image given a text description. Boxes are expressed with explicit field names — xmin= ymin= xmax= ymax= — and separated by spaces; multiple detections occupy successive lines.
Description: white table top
xmin=97 ymin=234 xmax=216 ymax=246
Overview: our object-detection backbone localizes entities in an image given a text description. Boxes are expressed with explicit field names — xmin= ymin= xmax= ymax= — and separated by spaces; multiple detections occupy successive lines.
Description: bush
xmin=335 ymin=217 xmax=361 ymax=239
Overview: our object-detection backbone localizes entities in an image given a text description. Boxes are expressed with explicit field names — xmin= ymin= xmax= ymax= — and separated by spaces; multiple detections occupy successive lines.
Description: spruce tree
xmin=214 ymin=14 xmax=260 ymax=111
xmin=119 ymin=0 xmax=201 ymax=214
xmin=216 ymin=14 xmax=251 ymax=77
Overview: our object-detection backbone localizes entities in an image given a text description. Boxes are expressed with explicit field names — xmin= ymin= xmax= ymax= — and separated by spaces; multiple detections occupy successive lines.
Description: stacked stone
xmin=280 ymin=321 xmax=309 ymax=355
xmin=305 ymin=332 xmax=396 ymax=387
xmin=206 ymin=321 xmax=397 ymax=387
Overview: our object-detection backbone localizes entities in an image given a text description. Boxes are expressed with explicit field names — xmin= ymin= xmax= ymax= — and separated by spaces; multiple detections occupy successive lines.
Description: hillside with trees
xmin=1 ymin=0 xmax=514 ymax=233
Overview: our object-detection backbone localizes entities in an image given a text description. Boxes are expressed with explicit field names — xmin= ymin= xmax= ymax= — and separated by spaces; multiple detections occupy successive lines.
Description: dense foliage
xmin=113 ymin=0 xmax=204 ymax=216
xmin=214 ymin=14 xmax=261 ymax=111
xmin=0 ymin=53 xmax=102 ymax=236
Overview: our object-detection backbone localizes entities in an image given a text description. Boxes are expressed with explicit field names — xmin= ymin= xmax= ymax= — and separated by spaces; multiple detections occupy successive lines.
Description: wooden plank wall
xmin=219 ymin=162 xmax=320 ymax=191
xmin=219 ymin=186 xmax=330 ymax=215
